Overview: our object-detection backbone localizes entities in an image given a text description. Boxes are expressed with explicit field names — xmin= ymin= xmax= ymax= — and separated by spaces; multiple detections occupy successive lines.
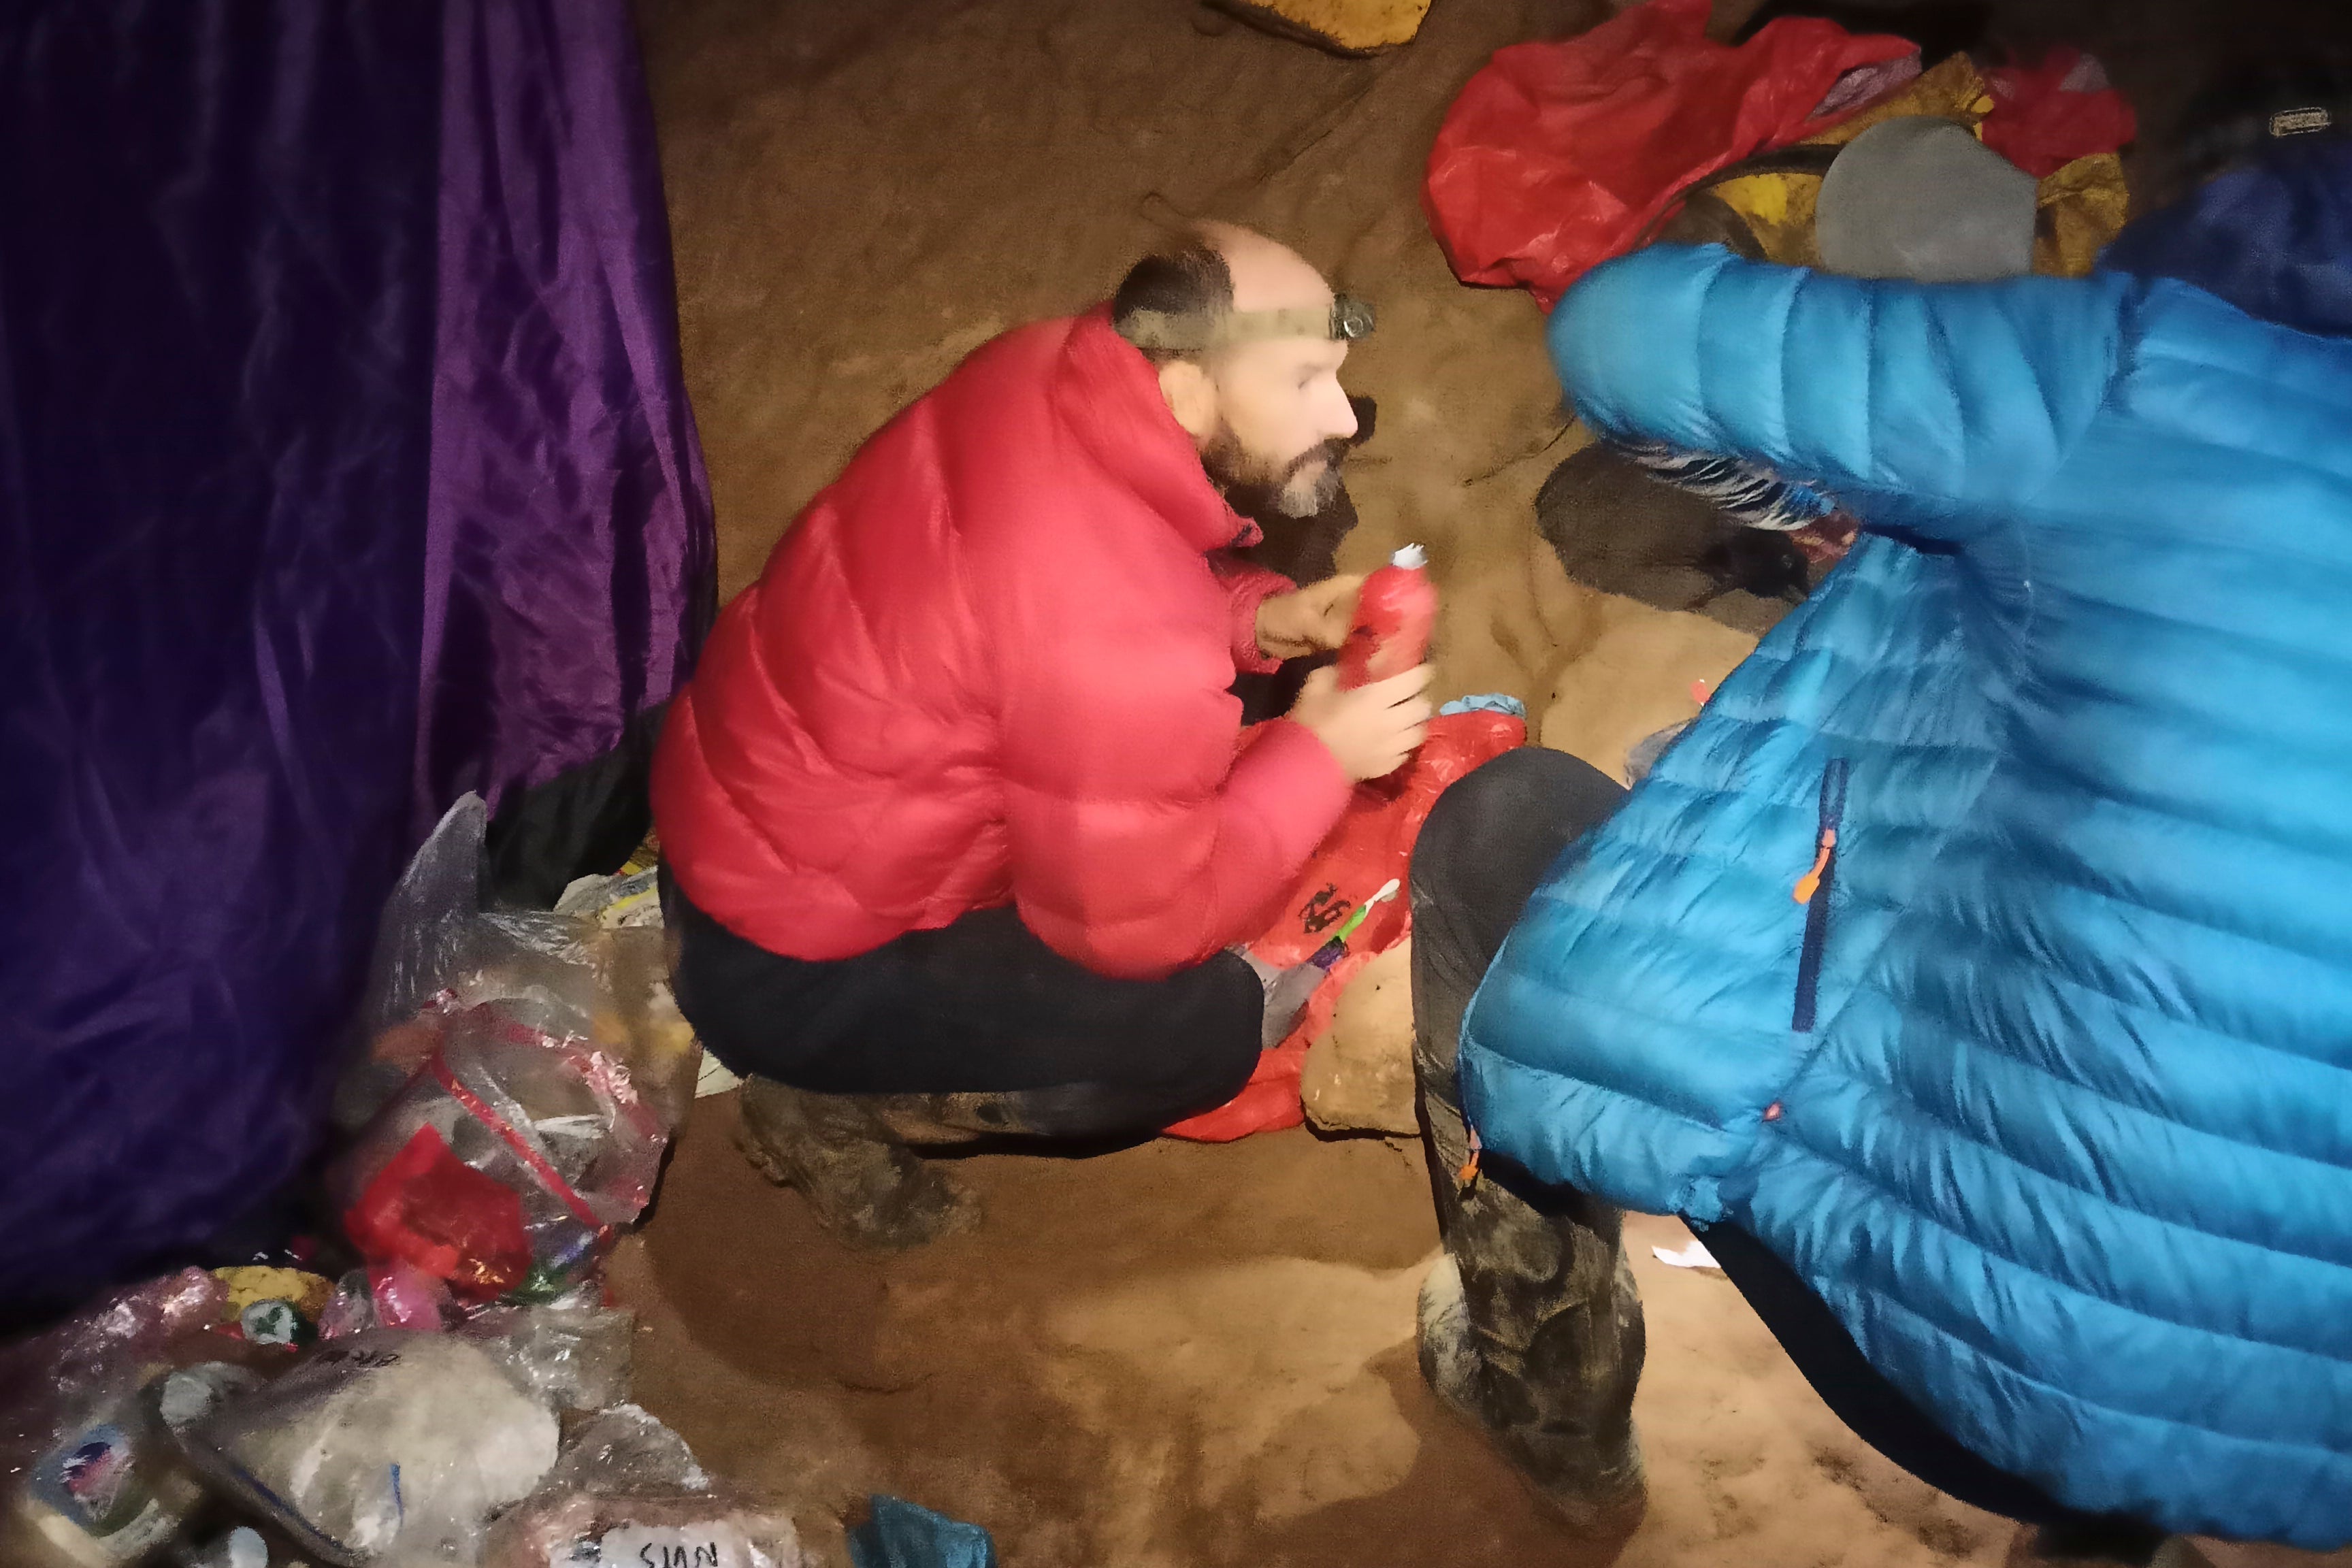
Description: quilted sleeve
xmin=1547 ymin=245 xmax=2135 ymax=536
xmin=1000 ymin=625 xmax=1352 ymax=981
xmin=1209 ymin=553 xmax=1292 ymax=676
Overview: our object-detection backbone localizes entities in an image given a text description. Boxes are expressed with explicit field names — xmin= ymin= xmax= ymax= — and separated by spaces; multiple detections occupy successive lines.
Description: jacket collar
xmin=1051 ymin=308 xmax=1262 ymax=553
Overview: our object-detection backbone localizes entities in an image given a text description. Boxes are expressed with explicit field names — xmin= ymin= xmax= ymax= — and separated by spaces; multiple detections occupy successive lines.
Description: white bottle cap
xmin=1392 ymin=543 xmax=1427 ymax=569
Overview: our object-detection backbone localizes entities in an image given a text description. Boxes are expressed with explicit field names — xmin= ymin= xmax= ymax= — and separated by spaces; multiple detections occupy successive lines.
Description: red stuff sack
xmin=1164 ymin=710 xmax=1528 ymax=1142
xmin=1422 ymin=0 xmax=1915 ymax=307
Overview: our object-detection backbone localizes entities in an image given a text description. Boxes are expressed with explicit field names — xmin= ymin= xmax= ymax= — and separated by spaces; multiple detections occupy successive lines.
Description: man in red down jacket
xmin=653 ymin=225 xmax=1432 ymax=1247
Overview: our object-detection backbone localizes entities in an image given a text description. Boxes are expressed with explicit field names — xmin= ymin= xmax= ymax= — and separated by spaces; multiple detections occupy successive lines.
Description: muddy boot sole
xmin=735 ymin=1079 xmax=980 ymax=1251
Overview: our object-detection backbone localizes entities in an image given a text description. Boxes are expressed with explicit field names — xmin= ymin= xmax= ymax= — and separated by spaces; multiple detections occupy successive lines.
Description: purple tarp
xmin=0 ymin=0 xmax=713 ymax=1319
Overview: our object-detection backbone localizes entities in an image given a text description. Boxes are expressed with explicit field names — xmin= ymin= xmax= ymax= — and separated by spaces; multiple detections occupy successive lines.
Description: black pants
xmin=1411 ymin=748 xmax=2136 ymax=1535
xmin=662 ymin=872 xmax=1264 ymax=1140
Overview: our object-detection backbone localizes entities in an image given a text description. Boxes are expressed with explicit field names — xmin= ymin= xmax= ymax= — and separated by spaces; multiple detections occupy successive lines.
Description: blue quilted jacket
xmin=1461 ymin=246 xmax=2352 ymax=1546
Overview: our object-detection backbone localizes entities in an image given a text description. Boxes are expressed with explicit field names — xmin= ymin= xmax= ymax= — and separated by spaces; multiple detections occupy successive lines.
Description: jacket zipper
xmin=1791 ymin=757 xmax=1849 ymax=1034
xmin=1464 ymin=756 xmax=1850 ymax=1176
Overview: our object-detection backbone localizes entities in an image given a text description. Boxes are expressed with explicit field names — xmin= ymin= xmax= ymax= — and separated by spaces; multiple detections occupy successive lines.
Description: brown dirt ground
xmin=625 ymin=0 xmax=2352 ymax=1562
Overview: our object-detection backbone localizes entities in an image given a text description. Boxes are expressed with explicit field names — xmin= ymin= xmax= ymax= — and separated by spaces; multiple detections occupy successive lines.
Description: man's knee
xmin=1163 ymin=953 xmax=1267 ymax=1109
xmin=1413 ymin=747 xmax=1627 ymax=941
xmin=1409 ymin=748 xmax=1630 ymax=1090
xmin=1013 ymin=954 xmax=1263 ymax=1138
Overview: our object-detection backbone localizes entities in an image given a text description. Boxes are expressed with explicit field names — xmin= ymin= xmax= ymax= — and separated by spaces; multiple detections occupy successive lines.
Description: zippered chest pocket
xmin=1791 ymin=757 xmax=1850 ymax=1034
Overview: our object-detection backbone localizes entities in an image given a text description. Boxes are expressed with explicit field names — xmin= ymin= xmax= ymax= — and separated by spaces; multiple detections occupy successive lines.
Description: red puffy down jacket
xmin=652 ymin=310 xmax=1354 ymax=979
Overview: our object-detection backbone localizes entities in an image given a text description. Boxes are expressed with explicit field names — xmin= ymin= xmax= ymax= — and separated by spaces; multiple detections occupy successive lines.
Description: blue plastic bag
xmin=847 ymin=1496 xmax=997 ymax=1568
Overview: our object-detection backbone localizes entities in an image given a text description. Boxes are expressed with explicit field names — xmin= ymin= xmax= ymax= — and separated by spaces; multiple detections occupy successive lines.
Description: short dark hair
xmin=1112 ymin=237 xmax=1233 ymax=363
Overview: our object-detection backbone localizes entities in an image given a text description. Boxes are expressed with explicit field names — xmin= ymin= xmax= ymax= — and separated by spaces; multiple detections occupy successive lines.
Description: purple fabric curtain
xmin=0 ymin=0 xmax=711 ymax=1320
xmin=423 ymin=0 xmax=714 ymax=829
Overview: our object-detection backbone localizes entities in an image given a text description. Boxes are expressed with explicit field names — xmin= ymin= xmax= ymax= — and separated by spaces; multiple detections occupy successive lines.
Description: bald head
xmin=1111 ymin=225 xmax=1360 ymax=519
xmin=1198 ymin=222 xmax=1335 ymax=319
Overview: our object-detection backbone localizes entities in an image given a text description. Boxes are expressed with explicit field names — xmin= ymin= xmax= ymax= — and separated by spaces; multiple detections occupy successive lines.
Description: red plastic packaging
xmin=333 ymin=1011 xmax=667 ymax=1308
xmin=1164 ymin=708 xmax=1527 ymax=1142
xmin=344 ymin=1124 xmax=534 ymax=1303
xmin=1422 ymin=0 xmax=1915 ymax=307
xmin=1980 ymin=47 xmax=2137 ymax=179
xmin=1336 ymin=544 xmax=1437 ymax=690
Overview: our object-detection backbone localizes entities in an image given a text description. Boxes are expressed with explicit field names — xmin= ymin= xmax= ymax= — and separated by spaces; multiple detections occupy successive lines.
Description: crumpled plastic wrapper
xmin=183 ymin=1330 xmax=559 ymax=1566
xmin=0 ymin=1269 xmax=227 ymax=1448
xmin=483 ymin=1405 xmax=804 ymax=1568
xmin=461 ymin=1306 xmax=634 ymax=1414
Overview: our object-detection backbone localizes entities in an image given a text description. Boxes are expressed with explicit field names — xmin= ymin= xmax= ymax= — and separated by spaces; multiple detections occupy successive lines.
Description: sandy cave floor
xmin=621 ymin=0 xmax=2352 ymax=1562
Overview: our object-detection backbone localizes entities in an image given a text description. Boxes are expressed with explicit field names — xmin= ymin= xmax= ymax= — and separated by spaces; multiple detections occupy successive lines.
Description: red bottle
xmin=1335 ymin=544 xmax=1437 ymax=689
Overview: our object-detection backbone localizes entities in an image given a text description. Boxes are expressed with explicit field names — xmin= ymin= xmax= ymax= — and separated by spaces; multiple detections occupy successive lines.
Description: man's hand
xmin=1289 ymin=664 xmax=1433 ymax=782
xmin=1255 ymin=574 xmax=1365 ymax=661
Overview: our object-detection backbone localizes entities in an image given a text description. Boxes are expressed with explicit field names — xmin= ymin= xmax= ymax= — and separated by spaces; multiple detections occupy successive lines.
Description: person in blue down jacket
xmin=1401 ymin=165 xmax=2352 ymax=1563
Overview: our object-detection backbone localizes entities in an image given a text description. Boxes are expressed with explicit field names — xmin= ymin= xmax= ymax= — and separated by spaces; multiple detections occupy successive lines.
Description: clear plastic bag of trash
xmin=332 ymin=1001 xmax=671 ymax=1305
xmin=176 ymin=1330 xmax=560 ymax=1568
xmin=0 ymin=1269 xmax=227 ymax=1426
xmin=0 ymin=1270 xmax=231 ymax=1568
xmin=337 ymin=795 xmax=698 ymax=1138
xmin=459 ymin=1305 xmax=634 ymax=1413
xmin=540 ymin=1405 xmax=707 ymax=1496
xmin=482 ymin=1405 xmax=805 ymax=1568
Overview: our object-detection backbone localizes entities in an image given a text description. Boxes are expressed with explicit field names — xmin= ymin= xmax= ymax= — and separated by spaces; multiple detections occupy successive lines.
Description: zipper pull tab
xmin=1793 ymin=828 xmax=1838 ymax=904
xmin=1455 ymin=1123 xmax=1484 ymax=1192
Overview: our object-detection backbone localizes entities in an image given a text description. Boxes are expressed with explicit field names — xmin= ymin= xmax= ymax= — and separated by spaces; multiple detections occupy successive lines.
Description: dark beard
xmin=1203 ymin=428 xmax=1348 ymax=521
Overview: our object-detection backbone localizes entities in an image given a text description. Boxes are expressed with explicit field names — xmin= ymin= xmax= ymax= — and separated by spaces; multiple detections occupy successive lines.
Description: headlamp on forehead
xmin=1120 ymin=293 xmax=1377 ymax=356
xmin=1328 ymin=293 xmax=1376 ymax=342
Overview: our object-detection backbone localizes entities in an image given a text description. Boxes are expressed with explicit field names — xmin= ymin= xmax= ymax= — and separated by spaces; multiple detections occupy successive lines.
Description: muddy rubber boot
xmin=867 ymin=1092 xmax=1034 ymax=1143
xmin=1412 ymin=898 xmax=1647 ymax=1537
xmin=1416 ymin=1247 xmax=1647 ymax=1537
xmin=1416 ymin=1254 xmax=1484 ymax=1418
xmin=734 ymin=1077 xmax=979 ymax=1250
xmin=1408 ymin=759 xmax=1648 ymax=1539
